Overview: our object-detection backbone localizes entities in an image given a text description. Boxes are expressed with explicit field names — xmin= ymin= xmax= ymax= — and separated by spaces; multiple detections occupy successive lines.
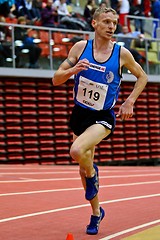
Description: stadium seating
xmin=0 ymin=78 xmax=159 ymax=165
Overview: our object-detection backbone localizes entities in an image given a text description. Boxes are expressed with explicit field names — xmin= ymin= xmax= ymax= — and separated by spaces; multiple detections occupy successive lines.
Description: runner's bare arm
xmin=52 ymin=40 xmax=90 ymax=86
xmin=117 ymin=47 xmax=148 ymax=120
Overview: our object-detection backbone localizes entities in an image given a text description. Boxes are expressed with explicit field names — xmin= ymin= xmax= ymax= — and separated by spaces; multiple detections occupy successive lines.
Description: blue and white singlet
xmin=73 ymin=39 xmax=122 ymax=110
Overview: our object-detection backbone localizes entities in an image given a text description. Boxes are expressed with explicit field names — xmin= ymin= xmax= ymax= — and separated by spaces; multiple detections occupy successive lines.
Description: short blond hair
xmin=17 ymin=16 xmax=27 ymax=24
xmin=93 ymin=7 xmax=117 ymax=20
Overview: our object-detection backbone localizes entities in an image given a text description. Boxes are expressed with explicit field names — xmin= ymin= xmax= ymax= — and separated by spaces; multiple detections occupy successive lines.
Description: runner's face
xmin=92 ymin=12 xmax=118 ymax=39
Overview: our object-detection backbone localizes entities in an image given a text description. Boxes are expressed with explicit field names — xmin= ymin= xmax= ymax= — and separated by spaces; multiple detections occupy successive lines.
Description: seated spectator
xmin=0 ymin=0 xmax=10 ymax=17
xmin=15 ymin=0 xmax=37 ymax=21
xmin=41 ymin=0 xmax=66 ymax=27
xmin=14 ymin=16 xmax=42 ymax=68
xmin=14 ymin=0 xmax=25 ymax=17
xmin=25 ymin=0 xmax=38 ymax=21
xmin=53 ymin=0 xmax=71 ymax=21
xmin=0 ymin=16 xmax=12 ymax=66
xmin=0 ymin=0 xmax=16 ymax=18
xmin=117 ymin=25 xmax=146 ymax=64
xmin=32 ymin=0 xmax=42 ymax=20
xmin=41 ymin=0 xmax=56 ymax=27
xmin=7 ymin=0 xmax=17 ymax=18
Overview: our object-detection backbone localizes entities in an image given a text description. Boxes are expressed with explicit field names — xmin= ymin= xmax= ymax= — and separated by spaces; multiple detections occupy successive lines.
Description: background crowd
xmin=0 ymin=0 xmax=160 ymax=67
xmin=0 ymin=0 xmax=160 ymax=31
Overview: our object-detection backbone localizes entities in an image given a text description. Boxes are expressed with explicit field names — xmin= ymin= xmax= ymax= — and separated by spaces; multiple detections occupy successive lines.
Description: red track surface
xmin=0 ymin=165 xmax=160 ymax=240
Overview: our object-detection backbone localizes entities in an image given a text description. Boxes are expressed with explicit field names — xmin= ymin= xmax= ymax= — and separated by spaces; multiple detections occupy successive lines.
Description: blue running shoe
xmin=85 ymin=163 xmax=99 ymax=201
xmin=86 ymin=207 xmax=105 ymax=235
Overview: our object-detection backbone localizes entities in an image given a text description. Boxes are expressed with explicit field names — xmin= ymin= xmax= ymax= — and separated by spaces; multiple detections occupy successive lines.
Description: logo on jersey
xmin=106 ymin=71 xmax=114 ymax=83
xmin=89 ymin=63 xmax=106 ymax=72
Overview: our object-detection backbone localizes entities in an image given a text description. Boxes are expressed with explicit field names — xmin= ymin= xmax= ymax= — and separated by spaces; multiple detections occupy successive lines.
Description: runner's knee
xmin=70 ymin=144 xmax=83 ymax=162
xmin=70 ymin=143 xmax=91 ymax=163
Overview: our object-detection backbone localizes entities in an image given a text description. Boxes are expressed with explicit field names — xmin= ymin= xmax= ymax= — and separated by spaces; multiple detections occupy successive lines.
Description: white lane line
xmin=99 ymin=219 xmax=160 ymax=240
xmin=0 ymin=177 xmax=82 ymax=183
xmin=0 ymin=167 xmax=160 ymax=174
xmin=0 ymin=171 xmax=125 ymax=175
xmin=19 ymin=178 xmax=35 ymax=181
xmin=0 ymin=171 xmax=79 ymax=175
xmin=0 ymin=193 xmax=160 ymax=223
xmin=0 ymin=169 xmax=160 ymax=174
xmin=0 ymin=167 xmax=79 ymax=170
xmin=0 ymin=173 xmax=160 ymax=183
xmin=0 ymin=181 xmax=160 ymax=197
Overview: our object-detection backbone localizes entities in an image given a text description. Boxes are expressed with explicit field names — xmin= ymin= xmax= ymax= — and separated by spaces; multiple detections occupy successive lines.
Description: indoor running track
xmin=0 ymin=164 xmax=160 ymax=240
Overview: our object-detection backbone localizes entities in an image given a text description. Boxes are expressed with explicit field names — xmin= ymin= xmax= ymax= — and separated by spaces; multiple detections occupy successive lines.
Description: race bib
xmin=76 ymin=76 xmax=108 ymax=110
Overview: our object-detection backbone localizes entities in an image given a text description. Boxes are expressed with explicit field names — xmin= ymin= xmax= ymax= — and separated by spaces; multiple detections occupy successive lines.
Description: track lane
xmin=0 ymin=194 xmax=160 ymax=240
xmin=1 ymin=178 xmax=160 ymax=218
xmin=0 ymin=165 xmax=160 ymax=240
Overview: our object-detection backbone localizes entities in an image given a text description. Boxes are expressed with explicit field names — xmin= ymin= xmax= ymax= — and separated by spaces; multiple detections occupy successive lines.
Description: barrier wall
xmin=0 ymin=77 xmax=159 ymax=165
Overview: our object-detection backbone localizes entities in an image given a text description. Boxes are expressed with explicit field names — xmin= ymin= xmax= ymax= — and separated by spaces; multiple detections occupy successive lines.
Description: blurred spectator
xmin=129 ymin=0 xmax=151 ymax=34
xmin=110 ymin=0 xmax=121 ymax=13
xmin=151 ymin=0 xmax=160 ymax=37
xmin=0 ymin=0 xmax=16 ymax=18
xmin=83 ymin=0 xmax=96 ymax=27
xmin=114 ymin=14 xmax=122 ymax=33
xmin=99 ymin=0 xmax=110 ymax=7
xmin=14 ymin=0 xmax=39 ymax=20
xmin=8 ymin=0 xmax=17 ymax=18
xmin=53 ymin=0 xmax=71 ymax=21
xmin=0 ymin=16 xmax=12 ymax=66
xmin=14 ymin=0 xmax=25 ymax=17
xmin=119 ymin=0 xmax=131 ymax=31
xmin=117 ymin=25 xmax=146 ymax=64
xmin=14 ymin=16 xmax=42 ymax=68
xmin=32 ymin=0 xmax=42 ymax=20
xmin=143 ymin=0 xmax=151 ymax=17
xmin=25 ymin=0 xmax=39 ymax=21
xmin=55 ymin=0 xmax=92 ymax=30
xmin=151 ymin=0 xmax=160 ymax=18
xmin=41 ymin=0 xmax=60 ymax=27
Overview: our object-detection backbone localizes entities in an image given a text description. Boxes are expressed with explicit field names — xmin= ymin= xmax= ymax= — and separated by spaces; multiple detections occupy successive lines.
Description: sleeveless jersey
xmin=73 ymin=39 xmax=122 ymax=110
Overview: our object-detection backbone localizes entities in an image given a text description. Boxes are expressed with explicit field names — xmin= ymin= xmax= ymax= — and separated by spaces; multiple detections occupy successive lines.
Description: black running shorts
xmin=69 ymin=104 xmax=116 ymax=140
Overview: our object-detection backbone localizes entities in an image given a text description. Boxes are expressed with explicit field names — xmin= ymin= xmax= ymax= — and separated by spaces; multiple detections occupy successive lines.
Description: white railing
xmin=0 ymin=21 xmax=91 ymax=70
xmin=125 ymin=14 xmax=160 ymax=37
xmin=0 ymin=21 xmax=160 ymax=81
